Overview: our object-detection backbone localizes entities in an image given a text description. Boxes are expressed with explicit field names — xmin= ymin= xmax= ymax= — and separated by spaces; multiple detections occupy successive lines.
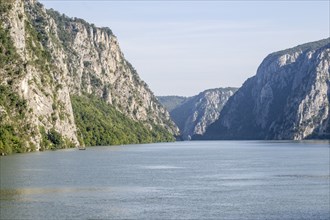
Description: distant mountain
xmin=157 ymin=96 xmax=189 ymax=112
xmin=0 ymin=0 xmax=178 ymax=154
xmin=198 ymin=38 xmax=330 ymax=140
xmin=158 ymin=88 xmax=237 ymax=140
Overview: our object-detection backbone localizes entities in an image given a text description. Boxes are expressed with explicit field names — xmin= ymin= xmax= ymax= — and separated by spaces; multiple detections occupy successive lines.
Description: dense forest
xmin=71 ymin=95 xmax=175 ymax=147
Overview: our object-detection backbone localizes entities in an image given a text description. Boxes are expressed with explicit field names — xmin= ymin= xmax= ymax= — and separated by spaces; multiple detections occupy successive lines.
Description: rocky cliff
xmin=158 ymin=88 xmax=237 ymax=140
xmin=199 ymin=39 xmax=330 ymax=140
xmin=0 ymin=0 xmax=178 ymax=154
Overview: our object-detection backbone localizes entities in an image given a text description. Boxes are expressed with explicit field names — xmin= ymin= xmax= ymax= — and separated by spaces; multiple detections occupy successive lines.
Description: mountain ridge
xmin=0 ymin=0 xmax=178 ymax=154
xmin=158 ymin=87 xmax=237 ymax=140
xmin=197 ymin=38 xmax=330 ymax=140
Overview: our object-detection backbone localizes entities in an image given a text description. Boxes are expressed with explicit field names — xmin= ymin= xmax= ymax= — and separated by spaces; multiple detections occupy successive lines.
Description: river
xmin=1 ymin=141 xmax=329 ymax=219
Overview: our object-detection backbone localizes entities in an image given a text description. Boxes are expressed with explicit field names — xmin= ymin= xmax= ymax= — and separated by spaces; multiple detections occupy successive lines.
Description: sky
xmin=40 ymin=0 xmax=329 ymax=96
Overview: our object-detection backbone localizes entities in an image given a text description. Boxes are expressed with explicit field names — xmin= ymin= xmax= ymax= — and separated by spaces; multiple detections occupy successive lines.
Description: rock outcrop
xmin=0 ymin=0 xmax=178 ymax=154
xmin=199 ymin=38 xmax=330 ymax=140
xmin=159 ymin=88 xmax=237 ymax=140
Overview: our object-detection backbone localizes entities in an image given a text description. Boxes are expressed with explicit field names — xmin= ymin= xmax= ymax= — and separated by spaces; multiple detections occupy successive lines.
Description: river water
xmin=0 ymin=141 xmax=329 ymax=219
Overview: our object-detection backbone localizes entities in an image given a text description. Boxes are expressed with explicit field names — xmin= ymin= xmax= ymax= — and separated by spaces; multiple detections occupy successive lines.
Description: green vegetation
xmin=0 ymin=24 xmax=16 ymax=63
xmin=28 ymin=2 xmax=49 ymax=47
xmin=0 ymin=85 xmax=33 ymax=155
xmin=0 ymin=23 xmax=23 ymax=77
xmin=0 ymin=19 xmax=32 ymax=154
xmin=0 ymin=84 xmax=73 ymax=154
xmin=157 ymin=96 xmax=190 ymax=112
xmin=39 ymin=126 xmax=75 ymax=151
xmin=47 ymin=7 xmax=114 ymax=50
xmin=46 ymin=9 xmax=77 ymax=48
xmin=71 ymin=94 xmax=174 ymax=147
xmin=0 ymin=1 xmax=13 ymax=15
xmin=102 ymin=27 xmax=113 ymax=36
xmin=25 ymin=20 xmax=52 ymax=71
xmin=23 ymin=0 xmax=51 ymax=63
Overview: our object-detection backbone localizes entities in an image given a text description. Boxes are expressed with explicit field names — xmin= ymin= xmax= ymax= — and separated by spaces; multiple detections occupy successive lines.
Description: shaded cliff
xmin=0 ymin=0 xmax=178 ymax=154
xmin=159 ymin=88 xmax=237 ymax=140
xmin=199 ymin=39 xmax=330 ymax=140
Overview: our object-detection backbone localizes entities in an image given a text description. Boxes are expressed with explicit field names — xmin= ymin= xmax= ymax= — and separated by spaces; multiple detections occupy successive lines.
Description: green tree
xmin=71 ymin=94 xmax=174 ymax=147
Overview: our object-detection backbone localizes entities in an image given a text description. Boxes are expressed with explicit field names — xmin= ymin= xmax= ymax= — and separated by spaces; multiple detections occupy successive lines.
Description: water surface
xmin=1 ymin=141 xmax=329 ymax=219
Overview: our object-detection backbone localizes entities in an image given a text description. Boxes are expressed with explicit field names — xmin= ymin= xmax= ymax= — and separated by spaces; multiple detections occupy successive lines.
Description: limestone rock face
xmin=201 ymin=39 xmax=330 ymax=140
xmin=0 ymin=0 xmax=178 ymax=151
xmin=158 ymin=88 xmax=237 ymax=140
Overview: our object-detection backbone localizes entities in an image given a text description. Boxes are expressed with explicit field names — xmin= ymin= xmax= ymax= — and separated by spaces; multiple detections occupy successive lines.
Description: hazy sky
xmin=40 ymin=0 xmax=329 ymax=96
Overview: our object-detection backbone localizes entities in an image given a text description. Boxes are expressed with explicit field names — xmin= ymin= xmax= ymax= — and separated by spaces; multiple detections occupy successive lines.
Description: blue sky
xmin=40 ymin=0 xmax=329 ymax=96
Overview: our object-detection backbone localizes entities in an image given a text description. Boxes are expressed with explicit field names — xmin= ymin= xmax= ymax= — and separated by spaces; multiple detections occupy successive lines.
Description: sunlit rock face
xmin=0 ymin=0 xmax=178 ymax=151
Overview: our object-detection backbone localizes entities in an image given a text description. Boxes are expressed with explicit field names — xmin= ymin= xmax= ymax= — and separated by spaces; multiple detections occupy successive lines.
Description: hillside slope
xmin=0 ymin=0 xmax=178 ymax=154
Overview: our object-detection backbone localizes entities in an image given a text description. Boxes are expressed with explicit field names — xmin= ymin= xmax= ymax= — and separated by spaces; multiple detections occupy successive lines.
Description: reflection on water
xmin=0 ymin=186 xmax=160 ymax=199
xmin=1 ymin=187 xmax=102 ymax=198
xmin=274 ymin=174 xmax=330 ymax=179
xmin=141 ymin=165 xmax=184 ymax=169
xmin=1 ymin=141 xmax=329 ymax=219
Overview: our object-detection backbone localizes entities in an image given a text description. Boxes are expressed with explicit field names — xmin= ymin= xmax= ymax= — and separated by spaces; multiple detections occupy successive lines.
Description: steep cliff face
xmin=45 ymin=8 xmax=176 ymax=131
xmin=1 ymin=0 xmax=78 ymax=152
xmin=0 ymin=0 xmax=178 ymax=154
xmin=200 ymin=39 xmax=330 ymax=140
xmin=159 ymin=88 xmax=237 ymax=140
